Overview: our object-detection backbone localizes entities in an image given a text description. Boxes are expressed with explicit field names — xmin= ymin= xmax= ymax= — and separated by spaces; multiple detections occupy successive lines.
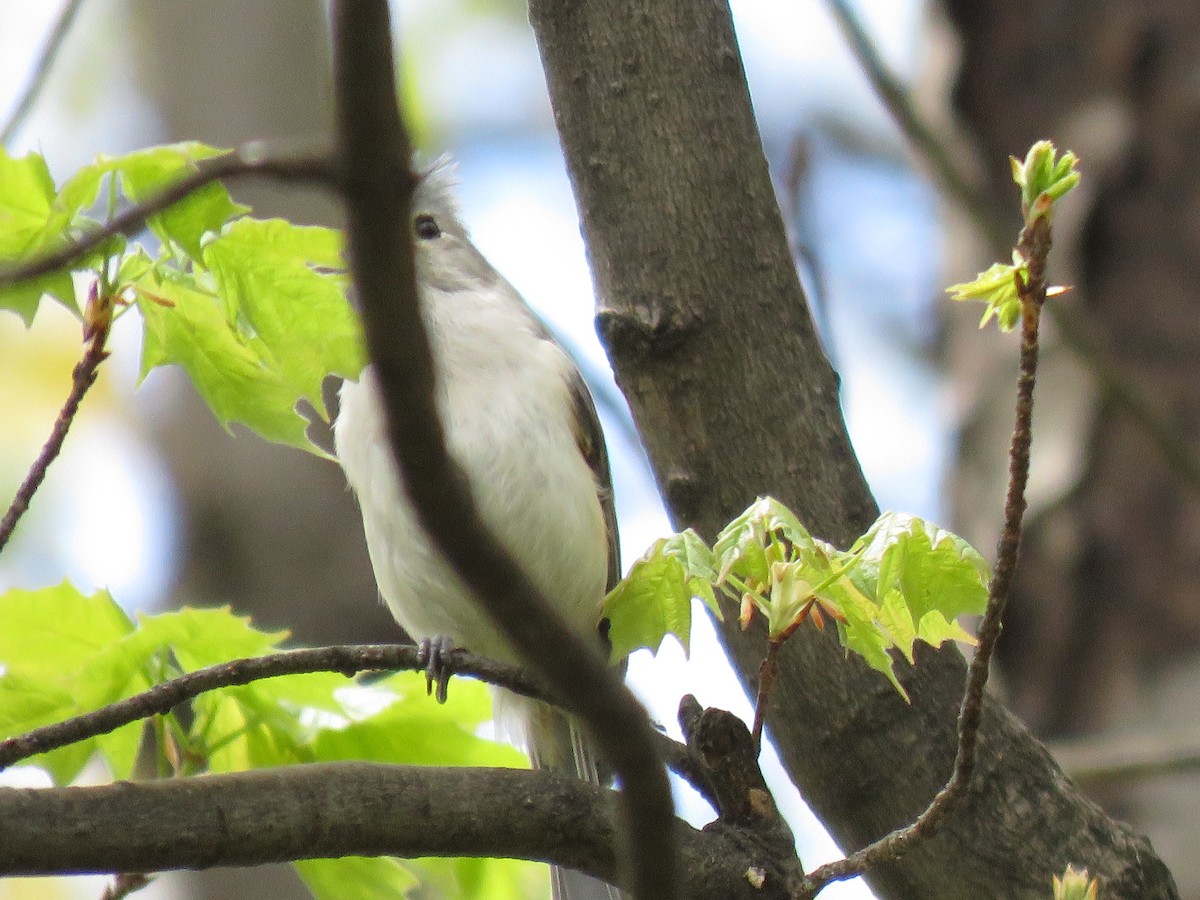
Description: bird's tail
xmin=500 ymin=692 xmax=625 ymax=900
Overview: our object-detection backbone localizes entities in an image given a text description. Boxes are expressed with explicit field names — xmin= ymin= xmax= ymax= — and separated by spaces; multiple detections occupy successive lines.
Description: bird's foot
xmin=417 ymin=635 xmax=456 ymax=704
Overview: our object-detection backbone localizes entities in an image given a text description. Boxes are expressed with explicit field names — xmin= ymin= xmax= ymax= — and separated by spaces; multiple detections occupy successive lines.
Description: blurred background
xmin=3 ymin=0 xmax=1199 ymax=898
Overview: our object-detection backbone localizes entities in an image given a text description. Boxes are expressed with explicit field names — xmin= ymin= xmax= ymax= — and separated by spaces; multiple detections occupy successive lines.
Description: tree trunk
xmin=529 ymin=1 xmax=1178 ymax=897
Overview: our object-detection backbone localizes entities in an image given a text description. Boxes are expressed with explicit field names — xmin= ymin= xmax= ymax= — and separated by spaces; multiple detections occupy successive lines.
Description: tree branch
xmin=530 ymin=1 xmax=1178 ymax=897
xmin=800 ymin=209 xmax=1052 ymax=899
xmin=0 ymin=642 xmax=695 ymax=784
xmin=1051 ymin=729 xmax=1200 ymax=786
xmin=0 ymin=761 xmax=781 ymax=897
xmin=0 ymin=0 xmax=85 ymax=147
xmin=329 ymin=3 xmax=676 ymax=898
xmin=822 ymin=0 xmax=1200 ymax=498
xmin=822 ymin=0 xmax=1001 ymax=248
xmin=678 ymin=696 xmax=803 ymax=886
xmin=0 ymin=146 xmax=334 ymax=290
xmin=0 ymin=289 xmax=111 ymax=555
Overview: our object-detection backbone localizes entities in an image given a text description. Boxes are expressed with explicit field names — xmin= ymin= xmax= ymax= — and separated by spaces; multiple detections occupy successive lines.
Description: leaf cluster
xmin=0 ymin=583 xmax=539 ymax=899
xmin=947 ymin=140 xmax=1079 ymax=331
xmin=603 ymin=498 xmax=989 ymax=698
xmin=0 ymin=145 xmax=364 ymax=453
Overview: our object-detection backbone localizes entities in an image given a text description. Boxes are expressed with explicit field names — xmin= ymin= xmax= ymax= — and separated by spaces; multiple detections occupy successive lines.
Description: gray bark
xmin=0 ymin=762 xmax=792 ymax=899
xmin=528 ymin=0 xmax=1177 ymax=897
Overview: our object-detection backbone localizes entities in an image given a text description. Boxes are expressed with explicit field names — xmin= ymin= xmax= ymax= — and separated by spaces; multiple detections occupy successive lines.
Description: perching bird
xmin=334 ymin=161 xmax=623 ymax=900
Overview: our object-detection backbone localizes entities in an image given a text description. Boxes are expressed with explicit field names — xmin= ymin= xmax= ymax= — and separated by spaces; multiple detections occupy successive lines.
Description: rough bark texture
xmin=529 ymin=1 xmax=1178 ymax=897
xmin=944 ymin=0 xmax=1200 ymax=893
xmin=0 ymin=763 xmax=790 ymax=899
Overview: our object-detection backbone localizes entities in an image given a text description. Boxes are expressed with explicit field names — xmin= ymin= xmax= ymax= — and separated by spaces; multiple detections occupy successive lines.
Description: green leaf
xmin=106 ymin=142 xmax=247 ymax=257
xmin=0 ymin=149 xmax=83 ymax=321
xmin=1053 ymin=865 xmax=1100 ymax=900
xmin=713 ymin=496 xmax=818 ymax=589
xmin=308 ymin=672 xmax=524 ymax=769
xmin=815 ymin=511 xmax=989 ymax=696
xmin=134 ymin=266 xmax=319 ymax=452
xmin=132 ymin=606 xmax=287 ymax=671
xmin=852 ymin=512 xmax=990 ymax=625
xmin=295 ymin=857 xmax=421 ymax=900
xmin=0 ymin=582 xmax=134 ymax=673
xmin=202 ymin=217 xmax=363 ymax=419
xmin=0 ymin=149 xmax=57 ymax=256
xmin=603 ymin=533 xmax=713 ymax=660
xmin=0 ymin=584 xmax=147 ymax=782
xmin=199 ymin=690 xmax=310 ymax=772
xmin=1011 ymin=140 xmax=1080 ymax=224
xmin=414 ymin=856 xmax=547 ymax=900
xmin=665 ymin=529 xmax=721 ymax=617
xmin=0 ymin=671 xmax=95 ymax=783
xmin=946 ymin=261 xmax=1023 ymax=332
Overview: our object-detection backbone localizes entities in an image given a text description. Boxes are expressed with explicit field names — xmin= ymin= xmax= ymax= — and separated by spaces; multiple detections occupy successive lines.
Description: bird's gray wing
xmin=566 ymin=365 xmax=621 ymax=595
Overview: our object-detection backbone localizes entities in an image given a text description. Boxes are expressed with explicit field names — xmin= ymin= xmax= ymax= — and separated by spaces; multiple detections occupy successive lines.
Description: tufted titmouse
xmin=334 ymin=161 xmax=623 ymax=900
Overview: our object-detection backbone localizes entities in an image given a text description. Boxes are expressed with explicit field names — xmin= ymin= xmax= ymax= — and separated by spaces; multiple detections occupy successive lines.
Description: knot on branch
xmin=596 ymin=303 xmax=696 ymax=361
xmin=678 ymin=695 xmax=803 ymax=892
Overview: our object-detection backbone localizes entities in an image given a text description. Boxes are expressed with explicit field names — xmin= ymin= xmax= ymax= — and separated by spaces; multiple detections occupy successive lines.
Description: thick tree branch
xmin=0 ymin=762 xmax=790 ymax=899
xmin=678 ymin=696 xmax=802 ymax=887
xmin=529 ymin=1 xmax=1177 ymax=897
xmin=0 ymin=146 xmax=334 ymax=290
xmin=329 ymin=3 xmax=676 ymax=898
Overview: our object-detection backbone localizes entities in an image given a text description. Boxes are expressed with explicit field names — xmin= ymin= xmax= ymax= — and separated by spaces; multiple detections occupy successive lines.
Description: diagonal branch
xmin=823 ymin=0 xmax=1002 ymax=249
xmin=0 ymin=293 xmax=110 ymax=555
xmin=328 ymin=3 xmax=676 ymax=898
xmin=799 ymin=215 xmax=1052 ymax=898
xmin=0 ymin=0 xmax=85 ymax=147
xmin=822 ymin=0 xmax=1200 ymax=498
xmin=0 ymin=146 xmax=335 ymax=291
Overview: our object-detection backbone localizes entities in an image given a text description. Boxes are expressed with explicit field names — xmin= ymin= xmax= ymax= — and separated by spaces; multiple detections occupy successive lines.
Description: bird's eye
xmin=414 ymin=213 xmax=441 ymax=240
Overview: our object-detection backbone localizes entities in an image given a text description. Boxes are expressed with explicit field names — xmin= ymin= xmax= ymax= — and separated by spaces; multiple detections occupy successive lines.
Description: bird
xmin=334 ymin=160 xmax=623 ymax=900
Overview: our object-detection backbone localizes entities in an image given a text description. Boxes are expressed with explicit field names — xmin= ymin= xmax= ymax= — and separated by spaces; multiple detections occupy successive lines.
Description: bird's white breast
xmin=334 ymin=287 xmax=609 ymax=665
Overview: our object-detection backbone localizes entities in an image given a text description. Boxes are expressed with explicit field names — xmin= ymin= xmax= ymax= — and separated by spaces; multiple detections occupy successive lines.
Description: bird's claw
xmin=417 ymin=636 xmax=455 ymax=704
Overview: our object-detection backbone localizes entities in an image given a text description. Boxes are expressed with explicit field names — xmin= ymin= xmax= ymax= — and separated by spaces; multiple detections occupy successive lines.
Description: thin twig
xmin=0 ymin=644 xmax=505 ymax=770
xmin=0 ymin=640 xmax=696 ymax=787
xmin=0 ymin=297 xmax=110 ymax=555
xmin=823 ymin=0 xmax=1004 ymax=249
xmin=0 ymin=0 xmax=85 ymax=147
xmin=330 ymin=2 xmax=676 ymax=897
xmin=822 ymin=0 xmax=1200 ymax=497
xmin=799 ymin=215 xmax=1051 ymax=898
xmin=0 ymin=146 xmax=335 ymax=290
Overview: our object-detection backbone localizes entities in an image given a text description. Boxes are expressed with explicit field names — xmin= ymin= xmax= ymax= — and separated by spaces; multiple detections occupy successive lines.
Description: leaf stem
xmin=751 ymin=639 xmax=783 ymax=752
xmin=797 ymin=214 xmax=1050 ymax=898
